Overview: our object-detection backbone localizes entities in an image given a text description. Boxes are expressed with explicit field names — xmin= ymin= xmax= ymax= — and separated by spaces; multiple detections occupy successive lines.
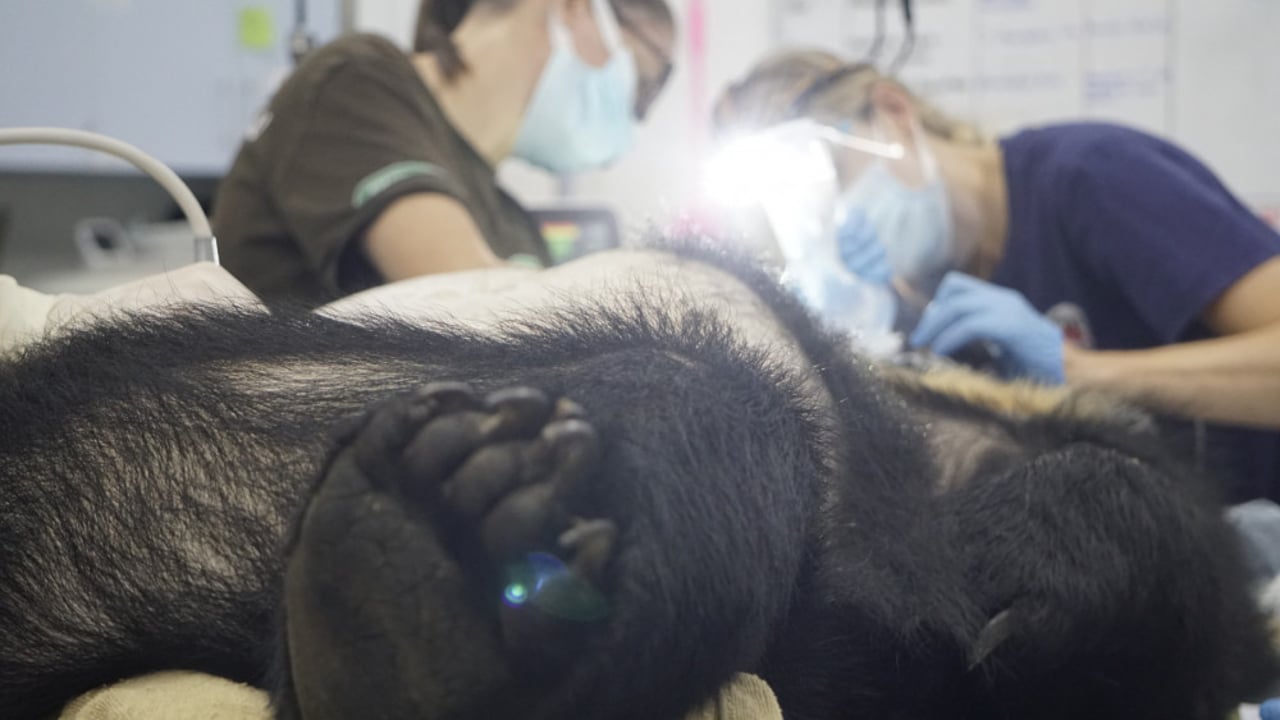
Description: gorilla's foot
xmin=396 ymin=384 xmax=616 ymax=671
xmin=295 ymin=383 xmax=615 ymax=681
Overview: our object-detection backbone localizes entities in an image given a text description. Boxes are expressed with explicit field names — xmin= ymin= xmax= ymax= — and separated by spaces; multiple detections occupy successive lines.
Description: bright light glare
xmin=703 ymin=132 xmax=825 ymax=208
xmin=703 ymin=120 xmax=904 ymax=208
xmin=504 ymin=582 xmax=529 ymax=606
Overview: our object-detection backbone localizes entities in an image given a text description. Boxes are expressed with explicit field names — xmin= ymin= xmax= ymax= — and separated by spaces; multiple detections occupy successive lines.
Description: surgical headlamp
xmin=703 ymin=119 xmax=904 ymax=210
xmin=703 ymin=120 xmax=908 ymax=357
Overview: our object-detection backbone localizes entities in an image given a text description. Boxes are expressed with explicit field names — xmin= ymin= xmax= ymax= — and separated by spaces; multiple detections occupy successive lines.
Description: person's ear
xmin=867 ymin=80 xmax=917 ymax=140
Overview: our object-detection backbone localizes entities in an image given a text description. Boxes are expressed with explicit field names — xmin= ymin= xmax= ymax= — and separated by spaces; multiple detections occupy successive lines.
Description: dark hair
xmin=612 ymin=0 xmax=675 ymax=31
xmin=415 ymin=0 xmax=675 ymax=81
xmin=414 ymin=1 xmax=496 ymax=79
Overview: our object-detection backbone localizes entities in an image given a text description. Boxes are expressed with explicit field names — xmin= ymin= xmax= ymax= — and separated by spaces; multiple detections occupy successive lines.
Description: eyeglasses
xmin=615 ymin=14 xmax=673 ymax=120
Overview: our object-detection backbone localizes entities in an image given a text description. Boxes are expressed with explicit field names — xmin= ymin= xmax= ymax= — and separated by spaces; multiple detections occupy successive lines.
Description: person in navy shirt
xmin=715 ymin=50 xmax=1280 ymax=502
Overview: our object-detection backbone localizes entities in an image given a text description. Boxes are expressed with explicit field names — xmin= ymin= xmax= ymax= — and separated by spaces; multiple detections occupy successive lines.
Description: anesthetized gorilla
xmin=0 ymin=243 xmax=1273 ymax=720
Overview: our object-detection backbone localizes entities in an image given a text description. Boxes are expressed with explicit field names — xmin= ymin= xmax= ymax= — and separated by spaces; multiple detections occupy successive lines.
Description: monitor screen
xmin=530 ymin=207 xmax=621 ymax=265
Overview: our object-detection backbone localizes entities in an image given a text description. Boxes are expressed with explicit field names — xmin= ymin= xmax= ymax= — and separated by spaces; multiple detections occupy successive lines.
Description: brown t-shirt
xmin=212 ymin=34 xmax=548 ymax=307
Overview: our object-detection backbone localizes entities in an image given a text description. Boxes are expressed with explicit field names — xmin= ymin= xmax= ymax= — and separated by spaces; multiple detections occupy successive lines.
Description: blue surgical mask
xmin=512 ymin=0 xmax=637 ymax=176
xmin=836 ymin=158 xmax=954 ymax=297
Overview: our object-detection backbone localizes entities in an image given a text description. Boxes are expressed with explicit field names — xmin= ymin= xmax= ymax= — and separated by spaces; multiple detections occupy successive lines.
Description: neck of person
xmin=411 ymin=11 xmax=551 ymax=167
xmin=931 ymin=137 xmax=1009 ymax=280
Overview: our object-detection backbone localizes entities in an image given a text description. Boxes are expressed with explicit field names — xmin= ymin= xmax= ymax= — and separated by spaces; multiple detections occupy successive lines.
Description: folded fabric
xmin=0 ymin=263 xmax=260 ymax=356
xmin=59 ymin=671 xmax=782 ymax=720
xmin=58 ymin=671 xmax=271 ymax=720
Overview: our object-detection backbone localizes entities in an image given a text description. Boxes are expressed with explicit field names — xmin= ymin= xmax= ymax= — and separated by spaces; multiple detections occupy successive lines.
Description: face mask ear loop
xmin=589 ymin=0 xmax=627 ymax=54
xmin=907 ymin=114 xmax=940 ymax=184
xmin=547 ymin=6 xmax=573 ymax=49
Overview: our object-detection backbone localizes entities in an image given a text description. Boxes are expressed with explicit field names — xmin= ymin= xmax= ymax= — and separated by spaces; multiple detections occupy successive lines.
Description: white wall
xmin=1173 ymin=0 xmax=1280 ymax=220
xmin=0 ymin=0 xmax=343 ymax=175
xmin=350 ymin=0 xmax=418 ymax=48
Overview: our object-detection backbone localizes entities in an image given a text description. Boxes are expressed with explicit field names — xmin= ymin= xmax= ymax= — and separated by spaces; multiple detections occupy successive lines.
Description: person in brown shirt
xmin=213 ymin=0 xmax=676 ymax=306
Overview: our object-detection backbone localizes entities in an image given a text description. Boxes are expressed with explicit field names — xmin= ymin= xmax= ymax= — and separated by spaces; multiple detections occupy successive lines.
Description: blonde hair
xmin=714 ymin=50 xmax=982 ymax=144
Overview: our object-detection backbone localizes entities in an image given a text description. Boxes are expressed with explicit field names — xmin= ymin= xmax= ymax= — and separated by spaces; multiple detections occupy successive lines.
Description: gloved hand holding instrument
xmin=909 ymin=271 xmax=1065 ymax=384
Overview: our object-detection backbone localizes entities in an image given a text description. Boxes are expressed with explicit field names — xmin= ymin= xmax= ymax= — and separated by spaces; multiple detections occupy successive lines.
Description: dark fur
xmin=0 ymin=244 xmax=1272 ymax=719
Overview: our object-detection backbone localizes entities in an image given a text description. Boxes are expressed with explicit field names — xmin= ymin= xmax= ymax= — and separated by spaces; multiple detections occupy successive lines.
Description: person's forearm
xmin=364 ymin=194 xmax=504 ymax=282
xmin=1063 ymin=324 xmax=1280 ymax=429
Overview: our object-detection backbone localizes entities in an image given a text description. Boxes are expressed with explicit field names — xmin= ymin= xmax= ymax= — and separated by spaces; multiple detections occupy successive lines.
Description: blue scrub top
xmin=991 ymin=122 xmax=1280 ymax=502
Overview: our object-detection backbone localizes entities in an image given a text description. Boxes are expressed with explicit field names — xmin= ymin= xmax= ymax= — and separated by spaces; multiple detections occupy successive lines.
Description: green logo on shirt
xmin=352 ymin=161 xmax=449 ymax=208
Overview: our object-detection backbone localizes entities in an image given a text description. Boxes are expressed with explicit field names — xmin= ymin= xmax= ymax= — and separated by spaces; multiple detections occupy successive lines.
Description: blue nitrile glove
xmin=909 ymin=271 xmax=1065 ymax=384
xmin=836 ymin=206 xmax=893 ymax=285
xmin=1261 ymin=699 xmax=1280 ymax=720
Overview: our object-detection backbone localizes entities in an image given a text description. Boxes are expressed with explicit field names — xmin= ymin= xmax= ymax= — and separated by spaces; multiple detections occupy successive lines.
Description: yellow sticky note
xmin=238 ymin=6 xmax=276 ymax=50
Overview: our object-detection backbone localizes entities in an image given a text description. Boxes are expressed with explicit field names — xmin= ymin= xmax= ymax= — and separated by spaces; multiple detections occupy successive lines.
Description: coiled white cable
xmin=0 ymin=127 xmax=219 ymax=265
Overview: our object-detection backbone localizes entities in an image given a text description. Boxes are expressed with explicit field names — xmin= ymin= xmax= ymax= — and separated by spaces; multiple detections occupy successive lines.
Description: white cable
xmin=0 ymin=127 xmax=219 ymax=265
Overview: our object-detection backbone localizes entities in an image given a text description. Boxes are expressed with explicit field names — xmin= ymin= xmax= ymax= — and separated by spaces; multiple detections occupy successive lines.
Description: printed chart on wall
xmin=773 ymin=0 xmax=1280 ymax=229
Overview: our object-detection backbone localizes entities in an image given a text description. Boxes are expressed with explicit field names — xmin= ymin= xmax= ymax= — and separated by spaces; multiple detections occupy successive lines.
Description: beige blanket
xmin=0 ymin=263 xmax=259 ymax=355
xmin=58 ymin=671 xmax=781 ymax=720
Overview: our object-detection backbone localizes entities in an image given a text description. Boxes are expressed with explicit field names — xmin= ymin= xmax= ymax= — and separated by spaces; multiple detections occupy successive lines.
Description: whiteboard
xmin=0 ymin=0 xmax=341 ymax=176
xmin=774 ymin=0 xmax=1280 ymax=226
